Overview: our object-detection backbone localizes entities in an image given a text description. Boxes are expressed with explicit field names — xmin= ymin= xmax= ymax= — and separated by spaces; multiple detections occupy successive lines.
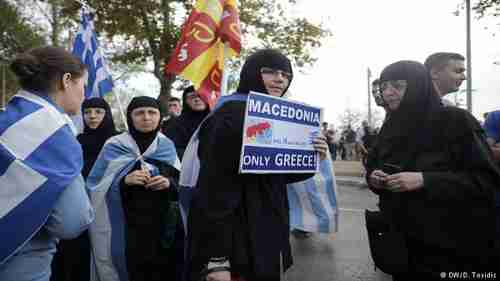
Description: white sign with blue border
xmin=239 ymin=92 xmax=323 ymax=173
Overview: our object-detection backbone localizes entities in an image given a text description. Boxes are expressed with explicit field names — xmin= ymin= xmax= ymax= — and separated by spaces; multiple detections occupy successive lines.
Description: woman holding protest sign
xmin=185 ymin=49 xmax=328 ymax=281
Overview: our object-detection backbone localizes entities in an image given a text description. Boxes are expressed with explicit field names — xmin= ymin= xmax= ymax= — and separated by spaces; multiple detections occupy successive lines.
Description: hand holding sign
xmin=312 ymin=133 xmax=328 ymax=160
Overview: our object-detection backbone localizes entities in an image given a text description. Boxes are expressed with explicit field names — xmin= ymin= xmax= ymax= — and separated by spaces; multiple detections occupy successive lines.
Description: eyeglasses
xmin=260 ymin=67 xmax=293 ymax=81
xmin=380 ymin=80 xmax=407 ymax=92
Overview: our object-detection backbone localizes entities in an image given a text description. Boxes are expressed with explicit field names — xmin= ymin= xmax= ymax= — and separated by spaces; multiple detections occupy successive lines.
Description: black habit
xmin=188 ymin=49 xmax=313 ymax=281
xmin=120 ymin=96 xmax=181 ymax=281
xmin=365 ymin=61 xmax=500 ymax=279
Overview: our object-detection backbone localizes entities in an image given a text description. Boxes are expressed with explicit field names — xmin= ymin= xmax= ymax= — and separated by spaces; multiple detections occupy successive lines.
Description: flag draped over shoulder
xmin=287 ymin=156 xmax=339 ymax=233
xmin=87 ymin=133 xmax=180 ymax=281
xmin=72 ymin=9 xmax=113 ymax=99
xmin=166 ymin=0 xmax=242 ymax=108
xmin=0 ymin=90 xmax=82 ymax=265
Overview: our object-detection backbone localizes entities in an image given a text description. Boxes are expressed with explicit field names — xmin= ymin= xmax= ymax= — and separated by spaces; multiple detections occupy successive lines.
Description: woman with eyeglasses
xmin=365 ymin=61 xmax=499 ymax=280
xmin=186 ymin=49 xmax=328 ymax=281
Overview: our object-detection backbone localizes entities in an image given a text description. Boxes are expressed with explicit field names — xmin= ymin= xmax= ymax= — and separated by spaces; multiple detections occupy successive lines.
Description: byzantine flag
xmin=166 ymin=0 xmax=242 ymax=108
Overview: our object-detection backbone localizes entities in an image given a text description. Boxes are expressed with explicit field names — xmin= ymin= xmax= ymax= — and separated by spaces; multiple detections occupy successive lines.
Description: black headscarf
xmin=236 ymin=49 xmax=293 ymax=96
xmin=127 ymin=96 xmax=162 ymax=154
xmin=77 ymin=97 xmax=117 ymax=178
xmin=376 ymin=61 xmax=442 ymax=169
xmin=164 ymin=86 xmax=210 ymax=158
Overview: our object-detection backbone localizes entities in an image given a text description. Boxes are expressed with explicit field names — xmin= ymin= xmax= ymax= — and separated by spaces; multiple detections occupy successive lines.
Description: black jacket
xmin=187 ymin=101 xmax=313 ymax=280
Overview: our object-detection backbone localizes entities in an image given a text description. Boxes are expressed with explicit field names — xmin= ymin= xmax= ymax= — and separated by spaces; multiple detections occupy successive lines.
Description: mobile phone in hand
xmin=382 ymin=163 xmax=402 ymax=175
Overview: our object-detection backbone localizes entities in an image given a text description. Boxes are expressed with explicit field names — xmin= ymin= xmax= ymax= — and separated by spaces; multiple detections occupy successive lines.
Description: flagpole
xmin=114 ymin=90 xmax=128 ymax=130
xmin=220 ymin=44 xmax=230 ymax=96
xmin=2 ymin=64 xmax=6 ymax=110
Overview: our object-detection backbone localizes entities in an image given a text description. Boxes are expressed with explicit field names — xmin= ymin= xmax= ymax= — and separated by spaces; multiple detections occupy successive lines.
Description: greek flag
xmin=87 ymin=133 xmax=180 ymax=281
xmin=72 ymin=9 xmax=113 ymax=98
xmin=0 ymin=90 xmax=83 ymax=265
xmin=287 ymin=156 xmax=339 ymax=233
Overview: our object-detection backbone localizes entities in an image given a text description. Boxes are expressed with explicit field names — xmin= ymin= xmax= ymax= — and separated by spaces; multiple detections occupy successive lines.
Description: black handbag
xmin=365 ymin=209 xmax=409 ymax=275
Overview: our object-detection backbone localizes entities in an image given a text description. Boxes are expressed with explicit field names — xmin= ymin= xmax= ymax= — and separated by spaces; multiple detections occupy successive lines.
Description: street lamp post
xmin=367 ymin=67 xmax=372 ymax=127
xmin=466 ymin=0 xmax=472 ymax=112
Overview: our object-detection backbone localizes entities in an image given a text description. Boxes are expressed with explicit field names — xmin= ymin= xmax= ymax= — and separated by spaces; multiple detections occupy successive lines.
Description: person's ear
xmin=60 ymin=73 xmax=72 ymax=90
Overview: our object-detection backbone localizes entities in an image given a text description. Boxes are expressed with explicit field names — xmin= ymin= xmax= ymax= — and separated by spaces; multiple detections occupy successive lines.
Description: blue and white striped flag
xmin=87 ymin=132 xmax=180 ymax=281
xmin=72 ymin=10 xmax=113 ymax=99
xmin=0 ymin=90 xmax=83 ymax=265
xmin=287 ymin=155 xmax=339 ymax=233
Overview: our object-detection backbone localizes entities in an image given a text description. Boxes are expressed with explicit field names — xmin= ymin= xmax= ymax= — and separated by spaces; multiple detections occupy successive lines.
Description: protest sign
xmin=240 ymin=92 xmax=323 ymax=173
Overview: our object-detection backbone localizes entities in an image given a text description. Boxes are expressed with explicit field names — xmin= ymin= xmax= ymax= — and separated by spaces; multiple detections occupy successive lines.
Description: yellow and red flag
xmin=166 ymin=0 xmax=242 ymax=108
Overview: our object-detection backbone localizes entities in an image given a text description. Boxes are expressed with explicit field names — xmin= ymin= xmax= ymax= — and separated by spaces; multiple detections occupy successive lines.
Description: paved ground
xmin=285 ymin=180 xmax=393 ymax=281
xmin=333 ymin=161 xmax=365 ymax=178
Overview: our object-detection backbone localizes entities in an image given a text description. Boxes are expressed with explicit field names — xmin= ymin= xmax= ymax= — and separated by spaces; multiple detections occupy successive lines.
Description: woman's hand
xmin=124 ymin=170 xmax=150 ymax=186
xmin=313 ymin=134 xmax=329 ymax=160
xmin=369 ymin=170 xmax=388 ymax=189
xmin=385 ymin=172 xmax=424 ymax=192
xmin=206 ymin=271 xmax=231 ymax=281
xmin=145 ymin=175 xmax=170 ymax=191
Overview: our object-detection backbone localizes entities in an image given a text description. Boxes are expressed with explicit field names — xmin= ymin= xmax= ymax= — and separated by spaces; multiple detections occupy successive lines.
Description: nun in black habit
xmin=51 ymin=97 xmax=117 ymax=281
xmin=365 ymin=61 xmax=500 ymax=280
xmin=187 ymin=49 xmax=329 ymax=281
xmin=79 ymin=98 xmax=118 ymax=178
xmin=164 ymin=86 xmax=210 ymax=159
xmin=119 ymin=96 xmax=181 ymax=281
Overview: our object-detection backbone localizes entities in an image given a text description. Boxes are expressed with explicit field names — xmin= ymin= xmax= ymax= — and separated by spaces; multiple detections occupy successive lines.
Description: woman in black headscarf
xmin=79 ymin=98 xmax=118 ymax=178
xmin=51 ymin=98 xmax=117 ymax=281
xmin=164 ymin=86 xmax=210 ymax=159
xmin=187 ymin=49 xmax=329 ymax=281
xmin=366 ymin=61 xmax=500 ymax=280
xmin=120 ymin=96 xmax=181 ymax=281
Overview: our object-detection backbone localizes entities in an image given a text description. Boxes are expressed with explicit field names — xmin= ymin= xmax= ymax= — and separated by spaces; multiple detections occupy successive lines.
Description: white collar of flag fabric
xmin=0 ymin=90 xmax=83 ymax=265
xmin=86 ymin=132 xmax=180 ymax=281
xmin=72 ymin=9 xmax=113 ymax=99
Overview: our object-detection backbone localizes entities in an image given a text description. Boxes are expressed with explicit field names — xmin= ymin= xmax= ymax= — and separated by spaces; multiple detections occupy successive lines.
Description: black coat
xmin=120 ymin=159 xmax=180 ymax=281
xmin=366 ymin=106 xmax=499 ymax=274
xmin=187 ymin=100 xmax=313 ymax=281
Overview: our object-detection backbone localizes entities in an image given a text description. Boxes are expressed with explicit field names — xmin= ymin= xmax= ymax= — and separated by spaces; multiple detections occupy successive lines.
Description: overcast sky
xmin=289 ymin=0 xmax=500 ymax=127
xmin=127 ymin=0 xmax=500 ymax=128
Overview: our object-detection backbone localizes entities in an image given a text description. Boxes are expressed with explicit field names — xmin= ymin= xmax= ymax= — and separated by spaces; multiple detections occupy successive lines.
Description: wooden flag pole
xmin=2 ymin=64 xmax=6 ymax=110
xmin=220 ymin=44 xmax=231 ymax=96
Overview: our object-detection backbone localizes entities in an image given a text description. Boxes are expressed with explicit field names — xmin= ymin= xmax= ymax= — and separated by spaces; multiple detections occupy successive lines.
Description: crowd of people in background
xmin=321 ymin=120 xmax=379 ymax=163
xmin=0 ymin=45 xmax=499 ymax=281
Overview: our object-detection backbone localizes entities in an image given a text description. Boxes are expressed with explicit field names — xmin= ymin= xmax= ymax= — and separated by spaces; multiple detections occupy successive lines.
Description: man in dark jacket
xmin=188 ymin=49 xmax=328 ymax=281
